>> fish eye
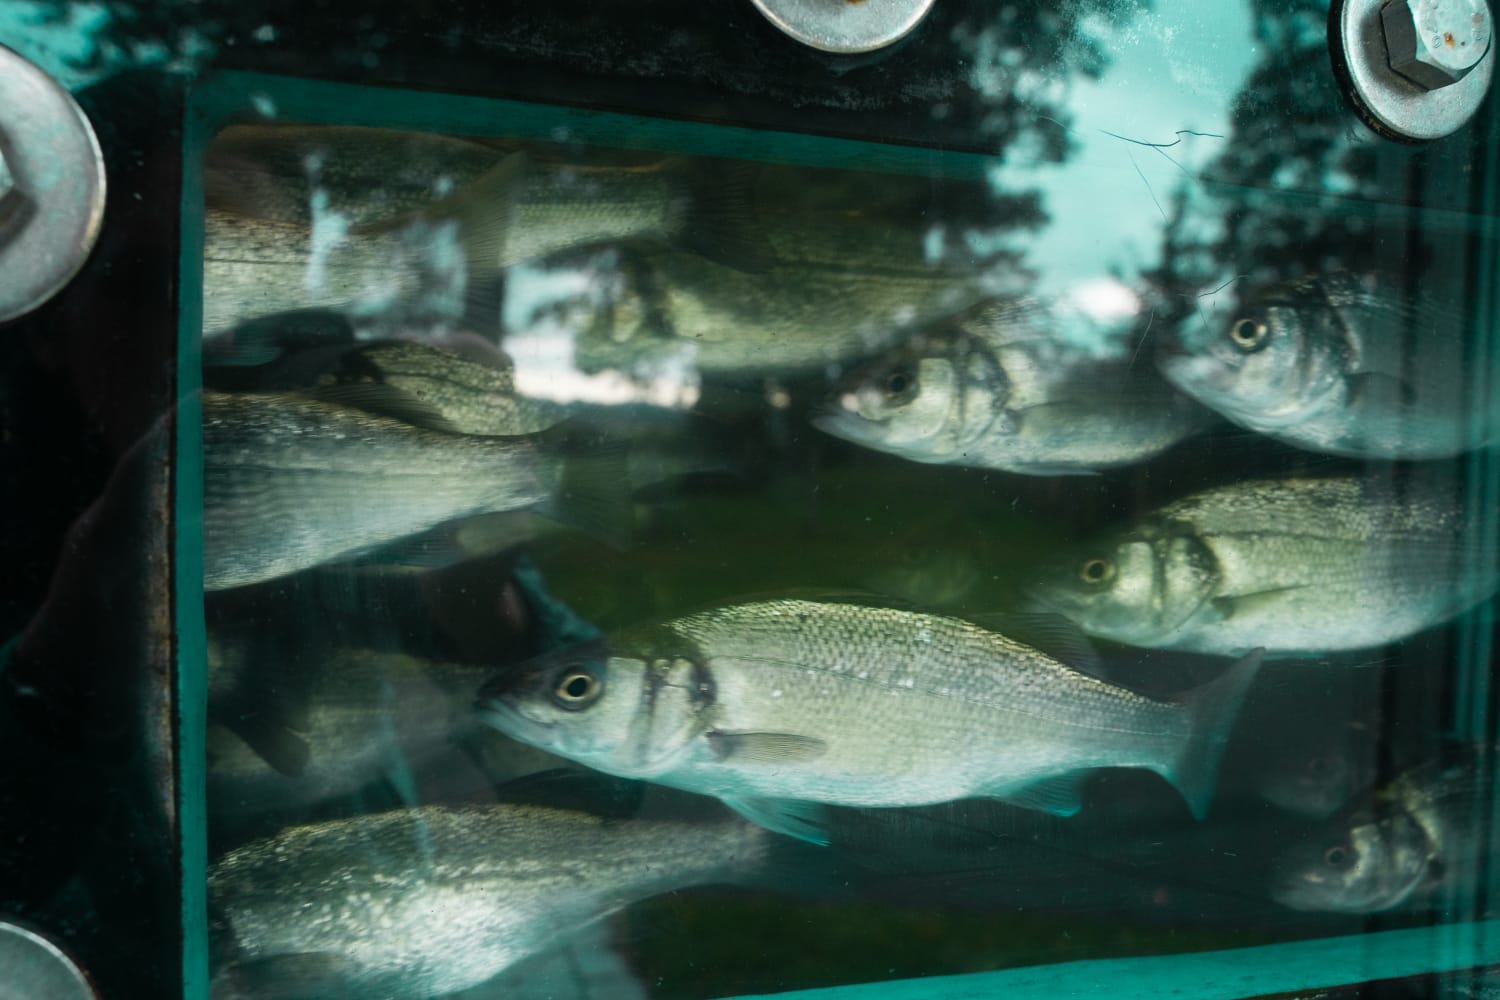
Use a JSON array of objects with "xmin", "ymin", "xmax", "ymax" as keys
[
  {"xmin": 1324, "ymin": 844, "xmax": 1351, "ymax": 867},
  {"xmin": 881, "ymin": 366, "xmax": 918, "ymax": 403},
  {"xmin": 1228, "ymin": 318, "xmax": 1268, "ymax": 352},
  {"xmin": 550, "ymin": 665, "xmax": 604, "ymax": 709},
  {"xmin": 1079, "ymin": 558, "xmax": 1115, "ymax": 586}
]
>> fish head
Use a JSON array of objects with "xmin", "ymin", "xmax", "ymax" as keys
[
  {"xmin": 1028, "ymin": 523, "xmax": 1219, "ymax": 647},
  {"xmin": 814, "ymin": 330, "xmax": 1009, "ymax": 462},
  {"xmin": 1159, "ymin": 286, "xmax": 1347, "ymax": 429},
  {"xmin": 1256, "ymin": 731, "xmax": 1375, "ymax": 819},
  {"xmin": 477, "ymin": 636, "xmax": 712, "ymax": 778},
  {"xmin": 1270, "ymin": 807, "xmax": 1433, "ymax": 913}
]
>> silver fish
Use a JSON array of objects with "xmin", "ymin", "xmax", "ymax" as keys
[
  {"xmin": 1028, "ymin": 475, "xmax": 1499, "ymax": 656},
  {"xmin": 517, "ymin": 167, "xmax": 1018, "ymax": 377},
  {"xmin": 204, "ymin": 135, "xmax": 766, "ymax": 336},
  {"xmin": 1255, "ymin": 719, "xmax": 1379, "ymax": 819},
  {"xmin": 815, "ymin": 299, "xmax": 1212, "ymax": 474},
  {"xmin": 1158, "ymin": 272, "xmax": 1498, "ymax": 459},
  {"xmin": 479, "ymin": 599, "xmax": 1262, "ymax": 841},
  {"xmin": 206, "ymin": 633, "xmax": 562, "ymax": 823},
  {"xmin": 211, "ymin": 337, "xmax": 576, "ymax": 438},
  {"xmin": 208, "ymin": 805, "xmax": 765, "ymax": 998},
  {"xmin": 205, "ymin": 125, "xmax": 511, "ymax": 228},
  {"xmin": 201, "ymin": 390, "xmax": 626, "ymax": 590},
  {"xmin": 1271, "ymin": 748, "xmax": 1490, "ymax": 913}
]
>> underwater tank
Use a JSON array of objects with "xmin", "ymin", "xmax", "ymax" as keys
[{"xmin": 0, "ymin": 0, "xmax": 1499, "ymax": 996}]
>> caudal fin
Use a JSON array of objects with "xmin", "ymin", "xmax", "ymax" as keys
[{"xmin": 1171, "ymin": 647, "xmax": 1264, "ymax": 820}]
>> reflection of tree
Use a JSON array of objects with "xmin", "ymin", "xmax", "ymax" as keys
[
  {"xmin": 951, "ymin": 0, "xmax": 1153, "ymax": 165},
  {"xmin": 1142, "ymin": 0, "xmax": 1385, "ymax": 323}
]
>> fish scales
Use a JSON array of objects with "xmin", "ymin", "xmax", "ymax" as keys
[
  {"xmin": 1030, "ymin": 476, "xmax": 1494, "ymax": 655},
  {"xmin": 661, "ymin": 603, "xmax": 1190, "ymax": 806},
  {"xmin": 481, "ymin": 598, "xmax": 1261, "ymax": 832},
  {"xmin": 210, "ymin": 805, "xmax": 763, "ymax": 998},
  {"xmin": 1272, "ymin": 748, "xmax": 1495, "ymax": 913},
  {"xmin": 816, "ymin": 298, "xmax": 1209, "ymax": 474},
  {"xmin": 202, "ymin": 391, "xmax": 555, "ymax": 590},
  {"xmin": 1160, "ymin": 271, "xmax": 1496, "ymax": 459}
]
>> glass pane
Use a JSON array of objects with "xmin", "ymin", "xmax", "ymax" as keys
[
  {"xmin": 189, "ymin": 61, "xmax": 1500, "ymax": 995},
  {"xmin": 4, "ymin": 1, "xmax": 1498, "ymax": 997}
]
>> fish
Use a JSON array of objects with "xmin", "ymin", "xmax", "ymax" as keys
[
  {"xmin": 1271, "ymin": 747, "xmax": 1491, "ymax": 913},
  {"xmin": 201, "ymin": 389, "xmax": 628, "ymax": 590},
  {"xmin": 204, "ymin": 125, "xmax": 512, "ymax": 229},
  {"xmin": 512, "ymin": 173, "xmax": 1020, "ymax": 377},
  {"xmin": 814, "ymin": 298, "xmax": 1213, "ymax": 474},
  {"xmin": 1028, "ymin": 475, "xmax": 1499, "ymax": 656},
  {"xmin": 208, "ymin": 804, "xmax": 766, "ymax": 998},
  {"xmin": 478, "ymin": 598, "xmax": 1263, "ymax": 843},
  {"xmin": 206, "ymin": 631, "xmax": 565, "ymax": 826},
  {"xmin": 203, "ymin": 127, "xmax": 772, "ymax": 336},
  {"xmin": 1158, "ymin": 272, "xmax": 1498, "ymax": 459},
  {"xmin": 1254, "ymin": 719, "xmax": 1379, "ymax": 819},
  {"xmin": 208, "ymin": 334, "xmax": 575, "ymax": 438}
]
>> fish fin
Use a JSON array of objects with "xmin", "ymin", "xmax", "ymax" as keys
[
  {"xmin": 492, "ymin": 767, "xmax": 647, "ymax": 819},
  {"xmin": 202, "ymin": 308, "xmax": 359, "ymax": 368},
  {"xmin": 218, "ymin": 713, "xmax": 311, "ymax": 778},
  {"xmin": 441, "ymin": 152, "xmax": 530, "ymax": 274},
  {"xmin": 216, "ymin": 953, "xmax": 364, "ymax": 1000},
  {"xmin": 1209, "ymin": 586, "xmax": 1307, "ymax": 621},
  {"xmin": 491, "ymin": 920, "xmax": 650, "ymax": 1000},
  {"xmin": 961, "ymin": 612, "xmax": 1104, "ymax": 678},
  {"xmin": 1347, "ymin": 371, "xmax": 1419, "ymax": 410},
  {"xmin": 539, "ymin": 438, "xmax": 634, "ymax": 550},
  {"xmin": 706, "ymin": 730, "xmax": 830, "ymax": 765},
  {"xmin": 722, "ymin": 796, "xmax": 832, "ymax": 846},
  {"xmin": 301, "ymin": 382, "xmax": 462, "ymax": 435},
  {"xmin": 1170, "ymin": 647, "xmax": 1265, "ymax": 820},
  {"xmin": 989, "ymin": 772, "xmax": 1090, "ymax": 817},
  {"xmin": 679, "ymin": 160, "xmax": 776, "ymax": 273}
]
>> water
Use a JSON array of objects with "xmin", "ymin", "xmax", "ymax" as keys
[
  {"xmin": 187, "ymin": 93, "xmax": 1500, "ymax": 997},
  {"xmin": 1, "ymin": 0, "xmax": 1496, "ymax": 996}
]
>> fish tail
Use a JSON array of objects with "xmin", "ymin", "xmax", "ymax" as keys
[
  {"xmin": 356, "ymin": 151, "xmax": 528, "ymax": 271},
  {"xmin": 446, "ymin": 152, "xmax": 529, "ymax": 274},
  {"xmin": 1170, "ymin": 647, "xmax": 1264, "ymax": 820},
  {"xmin": 678, "ymin": 160, "xmax": 777, "ymax": 273}
]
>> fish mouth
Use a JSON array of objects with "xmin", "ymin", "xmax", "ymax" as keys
[
  {"xmin": 475, "ymin": 696, "xmax": 557, "ymax": 747},
  {"xmin": 811, "ymin": 402, "xmax": 887, "ymax": 447}
]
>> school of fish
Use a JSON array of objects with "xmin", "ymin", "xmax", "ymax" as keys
[{"xmin": 194, "ymin": 123, "xmax": 1500, "ymax": 998}]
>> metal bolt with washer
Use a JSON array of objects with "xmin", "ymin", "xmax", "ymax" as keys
[
  {"xmin": 1382, "ymin": 0, "xmax": 1493, "ymax": 89},
  {"xmin": 0, "ymin": 45, "xmax": 107, "ymax": 325}
]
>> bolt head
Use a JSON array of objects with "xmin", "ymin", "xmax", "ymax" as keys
[{"xmin": 1382, "ymin": 0, "xmax": 1493, "ymax": 90}]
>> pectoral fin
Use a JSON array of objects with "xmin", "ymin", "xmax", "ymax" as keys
[
  {"xmin": 1210, "ymin": 586, "xmax": 1306, "ymax": 620},
  {"xmin": 220, "ymin": 713, "xmax": 311, "ymax": 778},
  {"xmin": 706, "ymin": 731, "xmax": 829, "ymax": 765}
]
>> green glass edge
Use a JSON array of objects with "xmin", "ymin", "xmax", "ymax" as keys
[
  {"xmin": 192, "ymin": 69, "xmax": 1000, "ymax": 178},
  {"xmin": 177, "ymin": 72, "xmax": 212, "ymax": 1000},
  {"xmin": 724, "ymin": 919, "xmax": 1500, "ymax": 1000}
]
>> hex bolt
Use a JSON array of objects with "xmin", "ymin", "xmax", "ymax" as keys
[{"xmin": 1382, "ymin": 0, "xmax": 1493, "ymax": 90}]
